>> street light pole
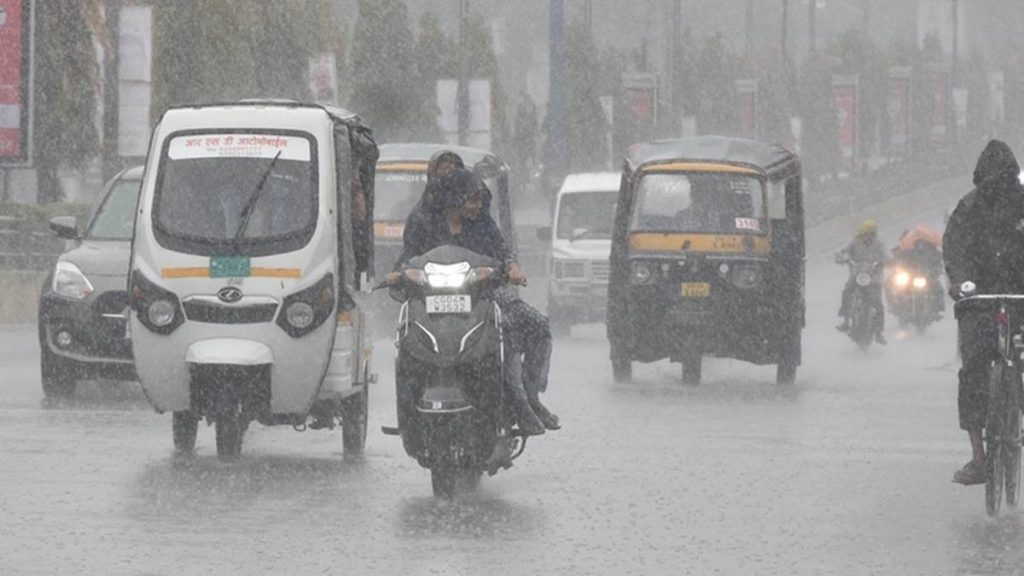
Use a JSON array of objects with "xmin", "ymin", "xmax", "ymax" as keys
[
  {"xmin": 102, "ymin": 0, "xmax": 121, "ymax": 184},
  {"xmin": 545, "ymin": 0, "xmax": 567, "ymax": 194},
  {"xmin": 457, "ymin": 0, "xmax": 470, "ymax": 146}
]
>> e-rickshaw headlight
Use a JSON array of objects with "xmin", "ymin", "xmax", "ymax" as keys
[
  {"xmin": 147, "ymin": 300, "xmax": 177, "ymax": 327},
  {"xmin": 730, "ymin": 264, "xmax": 762, "ymax": 290},
  {"xmin": 285, "ymin": 302, "xmax": 315, "ymax": 329},
  {"xmin": 631, "ymin": 261, "xmax": 655, "ymax": 285}
]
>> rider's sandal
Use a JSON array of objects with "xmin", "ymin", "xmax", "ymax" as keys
[{"xmin": 952, "ymin": 461, "xmax": 986, "ymax": 485}]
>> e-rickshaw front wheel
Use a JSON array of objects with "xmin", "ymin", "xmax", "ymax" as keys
[{"xmin": 340, "ymin": 385, "xmax": 368, "ymax": 457}]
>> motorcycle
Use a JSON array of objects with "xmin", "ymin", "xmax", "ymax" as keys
[
  {"xmin": 886, "ymin": 265, "xmax": 941, "ymax": 332},
  {"xmin": 382, "ymin": 244, "xmax": 531, "ymax": 497},
  {"xmin": 838, "ymin": 258, "xmax": 883, "ymax": 349}
]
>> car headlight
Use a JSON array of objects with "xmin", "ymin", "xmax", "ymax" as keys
[
  {"xmin": 285, "ymin": 302, "xmax": 315, "ymax": 329},
  {"xmin": 730, "ymin": 264, "xmax": 762, "ymax": 290},
  {"xmin": 52, "ymin": 261, "xmax": 94, "ymax": 300},
  {"xmin": 555, "ymin": 259, "xmax": 586, "ymax": 280},
  {"xmin": 893, "ymin": 271, "xmax": 910, "ymax": 288},
  {"xmin": 146, "ymin": 299, "xmax": 176, "ymax": 327}
]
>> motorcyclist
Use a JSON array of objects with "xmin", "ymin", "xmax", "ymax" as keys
[
  {"xmin": 835, "ymin": 219, "xmax": 888, "ymax": 344},
  {"xmin": 387, "ymin": 168, "xmax": 560, "ymax": 435},
  {"xmin": 890, "ymin": 225, "xmax": 945, "ymax": 319},
  {"xmin": 944, "ymin": 139, "xmax": 1024, "ymax": 485}
]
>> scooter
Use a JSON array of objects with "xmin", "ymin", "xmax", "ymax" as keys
[
  {"xmin": 382, "ymin": 244, "xmax": 530, "ymax": 498},
  {"xmin": 839, "ymin": 259, "xmax": 883, "ymax": 349}
]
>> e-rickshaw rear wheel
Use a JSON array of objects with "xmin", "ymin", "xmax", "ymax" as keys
[
  {"xmin": 681, "ymin": 352, "xmax": 702, "ymax": 386},
  {"xmin": 341, "ymin": 384, "xmax": 368, "ymax": 457},
  {"xmin": 172, "ymin": 411, "xmax": 199, "ymax": 453}
]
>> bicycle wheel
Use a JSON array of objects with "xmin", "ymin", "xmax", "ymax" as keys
[
  {"xmin": 1004, "ymin": 407, "xmax": 1022, "ymax": 507},
  {"xmin": 986, "ymin": 364, "xmax": 1008, "ymax": 516}
]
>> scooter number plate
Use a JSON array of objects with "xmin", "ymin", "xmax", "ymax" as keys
[{"xmin": 425, "ymin": 295, "xmax": 472, "ymax": 314}]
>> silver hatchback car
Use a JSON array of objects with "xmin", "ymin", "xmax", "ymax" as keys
[{"xmin": 37, "ymin": 166, "xmax": 142, "ymax": 398}]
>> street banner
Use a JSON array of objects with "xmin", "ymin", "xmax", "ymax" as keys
[
  {"xmin": 308, "ymin": 53, "xmax": 338, "ymax": 105},
  {"xmin": 928, "ymin": 65, "xmax": 950, "ymax": 146},
  {"xmin": 887, "ymin": 67, "xmax": 911, "ymax": 158},
  {"xmin": 736, "ymin": 79, "xmax": 758, "ymax": 138},
  {"xmin": 623, "ymin": 73, "xmax": 658, "ymax": 140},
  {"xmin": 0, "ymin": 0, "xmax": 32, "ymax": 164},
  {"xmin": 833, "ymin": 75, "xmax": 858, "ymax": 170},
  {"xmin": 118, "ymin": 5, "xmax": 152, "ymax": 158}
]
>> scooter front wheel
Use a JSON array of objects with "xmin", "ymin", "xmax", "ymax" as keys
[
  {"xmin": 430, "ymin": 466, "xmax": 481, "ymax": 498},
  {"xmin": 215, "ymin": 408, "xmax": 246, "ymax": 462}
]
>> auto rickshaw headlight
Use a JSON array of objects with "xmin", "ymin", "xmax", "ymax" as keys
[
  {"xmin": 912, "ymin": 276, "xmax": 928, "ymax": 289},
  {"xmin": 893, "ymin": 271, "xmax": 910, "ymax": 288},
  {"xmin": 730, "ymin": 264, "xmax": 761, "ymax": 290},
  {"xmin": 147, "ymin": 300, "xmax": 177, "ymax": 327},
  {"xmin": 631, "ymin": 261, "xmax": 655, "ymax": 284},
  {"xmin": 285, "ymin": 302, "xmax": 315, "ymax": 329}
]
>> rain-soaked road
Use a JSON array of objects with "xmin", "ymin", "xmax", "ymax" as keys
[{"xmin": 2, "ymin": 202, "xmax": 1023, "ymax": 575}]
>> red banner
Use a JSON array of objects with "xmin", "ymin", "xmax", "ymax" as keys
[
  {"xmin": 0, "ymin": 0, "xmax": 26, "ymax": 161},
  {"xmin": 887, "ymin": 70, "xmax": 911, "ymax": 157},
  {"xmin": 833, "ymin": 77, "xmax": 858, "ymax": 170},
  {"xmin": 930, "ymin": 68, "xmax": 950, "ymax": 146},
  {"xmin": 736, "ymin": 79, "xmax": 758, "ymax": 138}
]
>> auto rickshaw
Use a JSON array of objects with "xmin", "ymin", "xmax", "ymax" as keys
[
  {"xmin": 373, "ymin": 143, "xmax": 514, "ymax": 277},
  {"xmin": 607, "ymin": 136, "xmax": 805, "ymax": 385},
  {"xmin": 129, "ymin": 101, "xmax": 379, "ymax": 460}
]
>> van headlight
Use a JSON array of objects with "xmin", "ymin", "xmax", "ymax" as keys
[{"xmin": 52, "ymin": 261, "xmax": 94, "ymax": 300}]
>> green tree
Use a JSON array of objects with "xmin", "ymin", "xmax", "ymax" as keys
[
  {"xmin": 350, "ymin": 0, "xmax": 421, "ymax": 142},
  {"xmin": 509, "ymin": 92, "xmax": 539, "ymax": 194},
  {"xmin": 35, "ymin": 2, "xmax": 104, "ymax": 202},
  {"xmin": 692, "ymin": 34, "xmax": 739, "ymax": 135},
  {"xmin": 798, "ymin": 53, "xmax": 840, "ymax": 181},
  {"xmin": 564, "ymin": 20, "xmax": 606, "ymax": 171}
]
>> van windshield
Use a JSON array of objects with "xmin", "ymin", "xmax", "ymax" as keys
[
  {"xmin": 631, "ymin": 172, "xmax": 765, "ymax": 234},
  {"xmin": 557, "ymin": 191, "xmax": 617, "ymax": 240},
  {"xmin": 153, "ymin": 133, "xmax": 317, "ymax": 256}
]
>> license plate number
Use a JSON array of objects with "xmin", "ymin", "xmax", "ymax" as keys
[
  {"xmin": 425, "ymin": 295, "xmax": 472, "ymax": 314},
  {"xmin": 680, "ymin": 282, "xmax": 710, "ymax": 298}
]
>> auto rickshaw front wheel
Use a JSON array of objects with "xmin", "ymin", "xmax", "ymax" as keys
[
  {"xmin": 612, "ymin": 356, "xmax": 632, "ymax": 383},
  {"xmin": 172, "ymin": 411, "xmax": 199, "ymax": 453},
  {"xmin": 681, "ymin": 353, "xmax": 702, "ymax": 386}
]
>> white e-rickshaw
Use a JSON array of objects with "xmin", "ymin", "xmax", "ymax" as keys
[{"xmin": 129, "ymin": 101, "xmax": 378, "ymax": 460}]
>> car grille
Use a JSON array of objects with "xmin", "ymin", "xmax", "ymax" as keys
[
  {"xmin": 183, "ymin": 300, "xmax": 279, "ymax": 324},
  {"xmin": 591, "ymin": 261, "xmax": 610, "ymax": 282}
]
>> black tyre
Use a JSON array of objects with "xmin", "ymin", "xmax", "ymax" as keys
[
  {"xmin": 341, "ymin": 385, "xmax": 368, "ymax": 457},
  {"xmin": 172, "ymin": 411, "xmax": 199, "ymax": 453},
  {"xmin": 1005, "ymin": 408, "xmax": 1022, "ymax": 507},
  {"xmin": 430, "ymin": 466, "xmax": 480, "ymax": 498},
  {"xmin": 612, "ymin": 355, "xmax": 632, "ymax": 383},
  {"xmin": 40, "ymin": 347, "xmax": 77, "ymax": 399},
  {"xmin": 681, "ymin": 356, "xmax": 702, "ymax": 386},
  {"xmin": 776, "ymin": 329, "xmax": 801, "ymax": 385},
  {"xmin": 215, "ymin": 408, "xmax": 246, "ymax": 462},
  {"xmin": 986, "ymin": 430, "xmax": 1004, "ymax": 517}
]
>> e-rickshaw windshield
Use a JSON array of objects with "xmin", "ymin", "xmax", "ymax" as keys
[
  {"xmin": 153, "ymin": 132, "xmax": 318, "ymax": 255},
  {"xmin": 631, "ymin": 172, "xmax": 766, "ymax": 235}
]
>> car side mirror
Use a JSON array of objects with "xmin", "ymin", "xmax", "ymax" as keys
[
  {"xmin": 49, "ymin": 216, "xmax": 78, "ymax": 240},
  {"xmin": 536, "ymin": 226, "xmax": 552, "ymax": 242}
]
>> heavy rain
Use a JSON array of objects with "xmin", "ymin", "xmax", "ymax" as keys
[{"xmin": 4, "ymin": 1, "xmax": 1024, "ymax": 574}]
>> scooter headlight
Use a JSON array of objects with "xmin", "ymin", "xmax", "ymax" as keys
[
  {"xmin": 285, "ymin": 302, "xmax": 315, "ymax": 329},
  {"xmin": 912, "ymin": 276, "xmax": 928, "ymax": 289},
  {"xmin": 893, "ymin": 271, "xmax": 910, "ymax": 288},
  {"xmin": 424, "ymin": 261, "xmax": 471, "ymax": 288},
  {"xmin": 146, "ymin": 299, "xmax": 176, "ymax": 328}
]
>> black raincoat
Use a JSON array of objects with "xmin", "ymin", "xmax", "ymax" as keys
[{"xmin": 944, "ymin": 140, "xmax": 1024, "ymax": 430}]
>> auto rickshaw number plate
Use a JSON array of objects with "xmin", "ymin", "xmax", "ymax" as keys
[
  {"xmin": 426, "ymin": 294, "xmax": 472, "ymax": 314},
  {"xmin": 680, "ymin": 282, "xmax": 711, "ymax": 298}
]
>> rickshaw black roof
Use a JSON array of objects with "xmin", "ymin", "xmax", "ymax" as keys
[
  {"xmin": 378, "ymin": 143, "xmax": 508, "ymax": 172},
  {"xmin": 627, "ymin": 136, "xmax": 797, "ymax": 174}
]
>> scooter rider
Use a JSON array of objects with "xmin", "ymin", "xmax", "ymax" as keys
[
  {"xmin": 836, "ymin": 219, "xmax": 888, "ymax": 344},
  {"xmin": 944, "ymin": 140, "xmax": 1024, "ymax": 485},
  {"xmin": 387, "ymin": 168, "xmax": 560, "ymax": 434}
]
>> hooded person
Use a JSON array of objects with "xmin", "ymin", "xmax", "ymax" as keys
[
  {"xmin": 421, "ymin": 150, "xmax": 465, "ymax": 210},
  {"xmin": 944, "ymin": 140, "xmax": 1024, "ymax": 485}
]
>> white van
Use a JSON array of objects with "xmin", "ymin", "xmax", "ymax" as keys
[{"xmin": 542, "ymin": 172, "xmax": 621, "ymax": 332}]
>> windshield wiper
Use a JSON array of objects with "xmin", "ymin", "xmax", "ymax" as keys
[{"xmin": 233, "ymin": 151, "xmax": 283, "ymax": 240}]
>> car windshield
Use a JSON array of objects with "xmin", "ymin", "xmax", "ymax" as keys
[
  {"xmin": 87, "ymin": 177, "xmax": 141, "ymax": 240},
  {"xmin": 631, "ymin": 172, "xmax": 765, "ymax": 234},
  {"xmin": 375, "ymin": 170, "xmax": 427, "ymax": 221},
  {"xmin": 556, "ymin": 191, "xmax": 617, "ymax": 240},
  {"xmin": 153, "ymin": 133, "xmax": 317, "ymax": 252}
]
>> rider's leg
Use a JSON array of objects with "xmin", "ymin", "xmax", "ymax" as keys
[
  {"xmin": 837, "ymin": 278, "xmax": 854, "ymax": 330},
  {"xmin": 503, "ymin": 296, "xmax": 559, "ymax": 430},
  {"xmin": 503, "ymin": 348, "xmax": 545, "ymax": 436},
  {"xmin": 954, "ymin": 313, "xmax": 997, "ymax": 482},
  {"xmin": 872, "ymin": 285, "xmax": 886, "ymax": 342}
]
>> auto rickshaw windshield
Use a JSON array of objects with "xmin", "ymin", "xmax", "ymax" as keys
[
  {"xmin": 375, "ymin": 170, "xmax": 427, "ymax": 220},
  {"xmin": 154, "ymin": 132, "xmax": 317, "ymax": 251},
  {"xmin": 631, "ymin": 172, "xmax": 766, "ymax": 234}
]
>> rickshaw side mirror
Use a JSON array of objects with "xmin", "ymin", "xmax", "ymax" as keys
[{"xmin": 536, "ymin": 227, "xmax": 552, "ymax": 242}]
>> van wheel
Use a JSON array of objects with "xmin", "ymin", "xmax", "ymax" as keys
[
  {"xmin": 341, "ymin": 385, "xmax": 368, "ymax": 457},
  {"xmin": 681, "ymin": 353, "xmax": 702, "ymax": 386},
  {"xmin": 612, "ymin": 355, "xmax": 632, "ymax": 383},
  {"xmin": 215, "ymin": 408, "xmax": 246, "ymax": 462},
  {"xmin": 172, "ymin": 411, "xmax": 199, "ymax": 453},
  {"xmin": 40, "ymin": 347, "xmax": 77, "ymax": 399}
]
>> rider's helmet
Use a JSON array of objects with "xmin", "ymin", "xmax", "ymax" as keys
[{"xmin": 857, "ymin": 219, "xmax": 878, "ymax": 237}]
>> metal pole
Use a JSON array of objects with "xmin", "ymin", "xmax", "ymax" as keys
[
  {"xmin": 546, "ymin": 0, "xmax": 567, "ymax": 192},
  {"xmin": 457, "ymin": 0, "xmax": 470, "ymax": 146},
  {"xmin": 102, "ymin": 0, "xmax": 121, "ymax": 184}
]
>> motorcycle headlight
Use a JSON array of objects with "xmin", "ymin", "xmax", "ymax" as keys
[
  {"xmin": 912, "ymin": 276, "xmax": 928, "ymax": 289},
  {"xmin": 146, "ymin": 299, "xmax": 176, "ymax": 327},
  {"xmin": 893, "ymin": 271, "xmax": 910, "ymax": 288},
  {"xmin": 285, "ymin": 302, "xmax": 315, "ymax": 329},
  {"xmin": 730, "ymin": 264, "xmax": 762, "ymax": 290},
  {"xmin": 425, "ymin": 261, "xmax": 471, "ymax": 288},
  {"xmin": 631, "ymin": 261, "xmax": 654, "ymax": 285},
  {"xmin": 52, "ymin": 261, "xmax": 94, "ymax": 300}
]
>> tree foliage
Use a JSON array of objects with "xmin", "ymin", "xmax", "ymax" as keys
[{"xmin": 564, "ymin": 20, "xmax": 606, "ymax": 172}]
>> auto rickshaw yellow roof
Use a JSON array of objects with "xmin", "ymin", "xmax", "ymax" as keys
[{"xmin": 627, "ymin": 136, "xmax": 797, "ymax": 176}]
